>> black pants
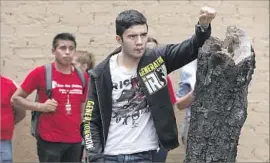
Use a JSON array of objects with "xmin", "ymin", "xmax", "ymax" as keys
[{"xmin": 36, "ymin": 136, "xmax": 81, "ymax": 162}]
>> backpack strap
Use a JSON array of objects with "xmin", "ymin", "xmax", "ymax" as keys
[
  {"xmin": 31, "ymin": 63, "xmax": 53, "ymax": 138},
  {"xmin": 44, "ymin": 63, "xmax": 53, "ymax": 99},
  {"xmin": 74, "ymin": 66, "xmax": 86, "ymax": 90}
]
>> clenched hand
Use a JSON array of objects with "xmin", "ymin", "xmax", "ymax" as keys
[
  {"xmin": 40, "ymin": 99, "xmax": 58, "ymax": 112},
  {"xmin": 199, "ymin": 6, "xmax": 216, "ymax": 26}
]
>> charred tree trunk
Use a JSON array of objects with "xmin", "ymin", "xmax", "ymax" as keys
[{"xmin": 184, "ymin": 26, "xmax": 256, "ymax": 163}]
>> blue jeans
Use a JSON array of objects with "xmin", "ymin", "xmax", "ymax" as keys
[
  {"xmin": 181, "ymin": 117, "xmax": 190, "ymax": 151},
  {"xmin": 104, "ymin": 151, "xmax": 153, "ymax": 163},
  {"xmin": 0, "ymin": 140, "xmax": 13, "ymax": 162},
  {"xmin": 152, "ymin": 147, "xmax": 168, "ymax": 162}
]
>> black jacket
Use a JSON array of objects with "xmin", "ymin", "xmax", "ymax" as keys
[{"xmin": 81, "ymin": 24, "xmax": 211, "ymax": 162}]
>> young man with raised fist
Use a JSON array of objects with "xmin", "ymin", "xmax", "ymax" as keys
[{"xmin": 82, "ymin": 6, "xmax": 216, "ymax": 163}]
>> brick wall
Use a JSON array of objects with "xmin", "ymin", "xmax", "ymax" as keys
[{"xmin": 1, "ymin": 1, "xmax": 269, "ymax": 162}]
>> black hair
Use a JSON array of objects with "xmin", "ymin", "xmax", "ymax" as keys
[
  {"xmin": 52, "ymin": 33, "xmax": 76, "ymax": 49},
  {"xmin": 115, "ymin": 9, "xmax": 148, "ymax": 38}
]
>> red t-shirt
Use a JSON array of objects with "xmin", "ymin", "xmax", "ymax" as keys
[
  {"xmin": 1, "ymin": 75, "xmax": 17, "ymax": 140},
  {"xmin": 21, "ymin": 63, "xmax": 88, "ymax": 143},
  {"xmin": 167, "ymin": 76, "xmax": 177, "ymax": 104}
]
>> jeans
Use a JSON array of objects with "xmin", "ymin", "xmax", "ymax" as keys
[
  {"xmin": 36, "ymin": 136, "xmax": 81, "ymax": 162},
  {"xmin": 152, "ymin": 147, "xmax": 168, "ymax": 162},
  {"xmin": 0, "ymin": 140, "xmax": 13, "ymax": 162},
  {"xmin": 181, "ymin": 117, "xmax": 190, "ymax": 151},
  {"xmin": 104, "ymin": 150, "xmax": 153, "ymax": 163}
]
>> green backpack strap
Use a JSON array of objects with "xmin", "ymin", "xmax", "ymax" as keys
[{"xmin": 31, "ymin": 63, "xmax": 53, "ymax": 138}]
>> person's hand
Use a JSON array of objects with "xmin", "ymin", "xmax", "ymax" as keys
[
  {"xmin": 199, "ymin": 6, "xmax": 216, "ymax": 26},
  {"xmin": 39, "ymin": 99, "xmax": 58, "ymax": 112}
]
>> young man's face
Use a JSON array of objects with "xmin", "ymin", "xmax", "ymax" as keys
[
  {"xmin": 118, "ymin": 24, "xmax": 148, "ymax": 59},
  {"xmin": 52, "ymin": 40, "xmax": 76, "ymax": 66}
]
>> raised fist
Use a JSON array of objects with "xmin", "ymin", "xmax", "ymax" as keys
[{"xmin": 199, "ymin": 6, "xmax": 216, "ymax": 26}]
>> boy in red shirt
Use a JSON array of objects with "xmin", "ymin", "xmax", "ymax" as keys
[
  {"xmin": 11, "ymin": 33, "xmax": 88, "ymax": 162},
  {"xmin": 1, "ymin": 75, "xmax": 25, "ymax": 162}
]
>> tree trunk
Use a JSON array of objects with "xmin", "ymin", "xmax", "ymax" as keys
[{"xmin": 184, "ymin": 26, "xmax": 256, "ymax": 163}]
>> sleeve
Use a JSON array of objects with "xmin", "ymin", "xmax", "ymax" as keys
[
  {"xmin": 10, "ymin": 80, "xmax": 18, "ymax": 94},
  {"xmin": 20, "ymin": 67, "xmax": 43, "ymax": 94},
  {"xmin": 154, "ymin": 23, "xmax": 211, "ymax": 74},
  {"xmin": 167, "ymin": 76, "xmax": 177, "ymax": 104},
  {"xmin": 177, "ymin": 70, "xmax": 192, "ymax": 98},
  {"xmin": 80, "ymin": 75, "xmax": 104, "ymax": 162}
]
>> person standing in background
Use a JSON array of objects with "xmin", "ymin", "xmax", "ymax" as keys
[
  {"xmin": 72, "ymin": 50, "xmax": 96, "ymax": 163},
  {"xmin": 11, "ymin": 33, "xmax": 89, "ymax": 162},
  {"xmin": 1, "ymin": 75, "xmax": 26, "ymax": 162},
  {"xmin": 73, "ymin": 50, "xmax": 96, "ymax": 75},
  {"xmin": 176, "ymin": 59, "xmax": 197, "ymax": 151}
]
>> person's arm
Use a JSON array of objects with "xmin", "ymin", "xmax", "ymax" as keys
[
  {"xmin": 11, "ymin": 88, "xmax": 46, "ymax": 112},
  {"xmin": 80, "ymin": 74, "xmax": 103, "ymax": 162},
  {"xmin": 14, "ymin": 106, "xmax": 26, "ymax": 124},
  {"xmin": 11, "ymin": 67, "xmax": 57, "ymax": 113},
  {"xmin": 175, "ymin": 68, "xmax": 195, "ymax": 110},
  {"xmin": 155, "ymin": 24, "xmax": 210, "ymax": 74},
  {"xmin": 154, "ymin": 7, "xmax": 215, "ymax": 74},
  {"xmin": 10, "ymin": 81, "xmax": 26, "ymax": 124},
  {"xmin": 176, "ymin": 90, "xmax": 194, "ymax": 110}
]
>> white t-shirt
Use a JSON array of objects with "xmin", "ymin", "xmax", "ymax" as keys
[{"xmin": 104, "ymin": 54, "xmax": 159, "ymax": 155}]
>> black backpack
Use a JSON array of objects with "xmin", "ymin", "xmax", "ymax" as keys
[{"xmin": 30, "ymin": 63, "xmax": 86, "ymax": 137}]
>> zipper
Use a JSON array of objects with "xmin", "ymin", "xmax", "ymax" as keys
[{"xmin": 94, "ymin": 77, "xmax": 106, "ymax": 147}]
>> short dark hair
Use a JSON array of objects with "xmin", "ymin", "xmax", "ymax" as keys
[
  {"xmin": 147, "ymin": 37, "xmax": 158, "ymax": 45},
  {"xmin": 52, "ymin": 33, "xmax": 77, "ymax": 49},
  {"xmin": 115, "ymin": 9, "xmax": 148, "ymax": 37}
]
